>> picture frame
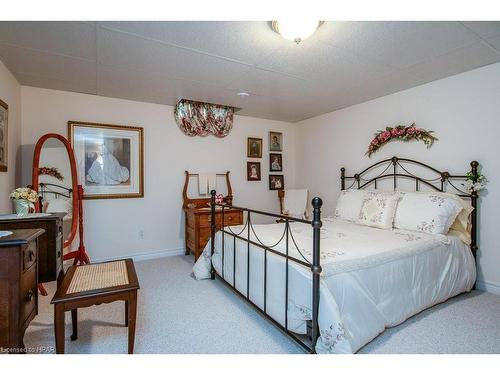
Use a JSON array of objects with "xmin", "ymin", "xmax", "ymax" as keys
[
  {"xmin": 269, "ymin": 153, "xmax": 283, "ymax": 172},
  {"xmin": 247, "ymin": 137, "xmax": 262, "ymax": 158},
  {"xmin": 68, "ymin": 121, "xmax": 144, "ymax": 199},
  {"xmin": 247, "ymin": 162, "xmax": 261, "ymax": 181},
  {"xmin": 269, "ymin": 174, "xmax": 284, "ymax": 190},
  {"xmin": 0, "ymin": 98, "xmax": 8, "ymax": 172},
  {"xmin": 269, "ymin": 131, "xmax": 283, "ymax": 152}
]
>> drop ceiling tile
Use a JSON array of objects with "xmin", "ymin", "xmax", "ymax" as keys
[
  {"xmin": 257, "ymin": 39, "xmax": 394, "ymax": 85},
  {"xmin": 318, "ymin": 21, "xmax": 480, "ymax": 69},
  {"xmin": 99, "ymin": 21, "xmax": 283, "ymax": 65},
  {"xmin": 0, "ymin": 44, "xmax": 96, "ymax": 87},
  {"xmin": 97, "ymin": 28, "xmax": 252, "ymax": 87},
  {"xmin": 405, "ymin": 42, "xmax": 500, "ymax": 82},
  {"xmin": 0, "ymin": 21, "xmax": 96, "ymax": 60},
  {"xmin": 97, "ymin": 65, "xmax": 244, "ymax": 108},
  {"xmin": 14, "ymin": 73, "xmax": 97, "ymax": 95},
  {"xmin": 485, "ymin": 35, "xmax": 500, "ymax": 52},
  {"xmin": 461, "ymin": 21, "xmax": 500, "ymax": 38}
]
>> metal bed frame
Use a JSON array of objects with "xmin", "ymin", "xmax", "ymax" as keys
[
  {"xmin": 208, "ymin": 156, "xmax": 480, "ymax": 353},
  {"xmin": 38, "ymin": 182, "xmax": 73, "ymax": 207}
]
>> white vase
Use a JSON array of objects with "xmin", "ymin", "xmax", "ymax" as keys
[{"xmin": 13, "ymin": 199, "xmax": 34, "ymax": 215}]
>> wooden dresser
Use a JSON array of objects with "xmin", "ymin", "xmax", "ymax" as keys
[
  {"xmin": 0, "ymin": 213, "xmax": 65, "ymax": 284},
  {"xmin": 184, "ymin": 207, "xmax": 243, "ymax": 260},
  {"xmin": 0, "ymin": 229, "xmax": 45, "ymax": 352}
]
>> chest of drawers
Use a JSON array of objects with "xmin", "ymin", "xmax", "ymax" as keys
[
  {"xmin": 0, "ymin": 229, "xmax": 45, "ymax": 352},
  {"xmin": 184, "ymin": 207, "xmax": 243, "ymax": 260}
]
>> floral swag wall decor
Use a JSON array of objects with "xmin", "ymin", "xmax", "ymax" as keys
[
  {"xmin": 38, "ymin": 166, "xmax": 64, "ymax": 181},
  {"xmin": 174, "ymin": 99, "xmax": 235, "ymax": 138},
  {"xmin": 366, "ymin": 123, "xmax": 438, "ymax": 157}
]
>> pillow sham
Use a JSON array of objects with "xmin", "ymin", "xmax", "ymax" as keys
[
  {"xmin": 45, "ymin": 198, "xmax": 72, "ymax": 215},
  {"xmin": 394, "ymin": 192, "xmax": 463, "ymax": 235},
  {"xmin": 356, "ymin": 192, "xmax": 401, "ymax": 229},
  {"xmin": 334, "ymin": 190, "xmax": 367, "ymax": 222}
]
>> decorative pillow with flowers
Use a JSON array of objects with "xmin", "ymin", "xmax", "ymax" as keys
[
  {"xmin": 394, "ymin": 192, "xmax": 463, "ymax": 235},
  {"xmin": 356, "ymin": 192, "xmax": 401, "ymax": 229},
  {"xmin": 333, "ymin": 190, "xmax": 367, "ymax": 222}
]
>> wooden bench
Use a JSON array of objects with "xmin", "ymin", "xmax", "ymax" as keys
[{"xmin": 51, "ymin": 259, "xmax": 140, "ymax": 354}]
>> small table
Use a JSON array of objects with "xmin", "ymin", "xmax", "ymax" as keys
[{"xmin": 51, "ymin": 259, "xmax": 140, "ymax": 354}]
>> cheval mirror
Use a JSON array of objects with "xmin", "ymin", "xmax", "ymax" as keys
[{"xmin": 32, "ymin": 134, "xmax": 89, "ymax": 270}]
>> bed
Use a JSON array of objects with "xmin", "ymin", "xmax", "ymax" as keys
[
  {"xmin": 193, "ymin": 157, "xmax": 481, "ymax": 353},
  {"xmin": 38, "ymin": 182, "xmax": 74, "ymax": 240}
]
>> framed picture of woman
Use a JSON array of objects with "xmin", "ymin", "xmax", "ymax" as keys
[
  {"xmin": 68, "ymin": 121, "xmax": 144, "ymax": 199},
  {"xmin": 269, "ymin": 153, "xmax": 283, "ymax": 172},
  {"xmin": 269, "ymin": 131, "xmax": 283, "ymax": 152},
  {"xmin": 269, "ymin": 175, "xmax": 284, "ymax": 190},
  {"xmin": 247, "ymin": 162, "xmax": 261, "ymax": 181},
  {"xmin": 247, "ymin": 137, "xmax": 262, "ymax": 158}
]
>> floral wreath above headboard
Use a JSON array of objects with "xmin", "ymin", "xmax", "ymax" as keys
[
  {"xmin": 174, "ymin": 99, "xmax": 234, "ymax": 138},
  {"xmin": 366, "ymin": 123, "xmax": 438, "ymax": 157}
]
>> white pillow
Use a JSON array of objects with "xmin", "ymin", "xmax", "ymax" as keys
[
  {"xmin": 394, "ymin": 192, "xmax": 462, "ymax": 235},
  {"xmin": 45, "ymin": 198, "xmax": 73, "ymax": 215},
  {"xmin": 356, "ymin": 192, "xmax": 401, "ymax": 229},
  {"xmin": 334, "ymin": 190, "xmax": 367, "ymax": 222}
]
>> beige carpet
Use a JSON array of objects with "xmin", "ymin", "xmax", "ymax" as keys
[{"xmin": 24, "ymin": 255, "xmax": 500, "ymax": 354}]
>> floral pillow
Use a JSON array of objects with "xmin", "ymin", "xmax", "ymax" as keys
[
  {"xmin": 356, "ymin": 192, "xmax": 401, "ymax": 229},
  {"xmin": 333, "ymin": 190, "xmax": 367, "ymax": 222},
  {"xmin": 394, "ymin": 192, "xmax": 463, "ymax": 235}
]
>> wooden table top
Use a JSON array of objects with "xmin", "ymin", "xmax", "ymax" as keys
[{"xmin": 0, "ymin": 228, "xmax": 46, "ymax": 247}]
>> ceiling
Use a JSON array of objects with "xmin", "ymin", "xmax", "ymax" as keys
[{"xmin": 1, "ymin": 21, "xmax": 500, "ymax": 122}]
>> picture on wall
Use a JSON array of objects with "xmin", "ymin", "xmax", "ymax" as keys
[
  {"xmin": 247, "ymin": 137, "xmax": 263, "ymax": 158},
  {"xmin": 269, "ymin": 153, "xmax": 283, "ymax": 172},
  {"xmin": 269, "ymin": 131, "xmax": 283, "ymax": 152},
  {"xmin": 247, "ymin": 162, "xmax": 261, "ymax": 181},
  {"xmin": 269, "ymin": 174, "xmax": 284, "ymax": 190},
  {"xmin": 0, "ymin": 99, "xmax": 8, "ymax": 172},
  {"xmin": 68, "ymin": 121, "xmax": 144, "ymax": 199}
]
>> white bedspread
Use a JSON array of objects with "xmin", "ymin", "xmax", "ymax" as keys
[{"xmin": 193, "ymin": 218, "xmax": 476, "ymax": 353}]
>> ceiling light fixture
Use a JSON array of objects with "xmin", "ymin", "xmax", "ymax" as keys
[{"xmin": 272, "ymin": 20, "xmax": 323, "ymax": 44}]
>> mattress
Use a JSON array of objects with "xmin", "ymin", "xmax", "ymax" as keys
[{"xmin": 193, "ymin": 218, "xmax": 476, "ymax": 353}]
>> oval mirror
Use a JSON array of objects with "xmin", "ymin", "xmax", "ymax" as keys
[{"xmin": 32, "ymin": 134, "xmax": 79, "ymax": 249}]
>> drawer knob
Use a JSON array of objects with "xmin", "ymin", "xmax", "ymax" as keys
[{"xmin": 27, "ymin": 289, "xmax": 35, "ymax": 301}]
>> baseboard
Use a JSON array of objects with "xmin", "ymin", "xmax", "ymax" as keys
[
  {"xmin": 476, "ymin": 280, "xmax": 500, "ymax": 296},
  {"xmin": 91, "ymin": 247, "xmax": 185, "ymax": 264}
]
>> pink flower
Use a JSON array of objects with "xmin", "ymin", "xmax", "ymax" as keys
[
  {"xmin": 371, "ymin": 138, "xmax": 379, "ymax": 146},
  {"xmin": 406, "ymin": 127, "xmax": 416, "ymax": 135},
  {"xmin": 391, "ymin": 128, "xmax": 399, "ymax": 136}
]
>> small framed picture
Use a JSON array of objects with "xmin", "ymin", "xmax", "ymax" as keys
[
  {"xmin": 247, "ymin": 137, "xmax": 262, "ymax": 158},
  {"xmin": 247, "ymin": 162, "xmax": 261, "ymax": 181},
  {"xmin": 269, "ymin": 153, "xmax": 283, "ymax": 172},
  {"xmin": 269, "ymin": 174, "xmax": 284, "ymax": 190},
  {"xmin": 269, "ymin": 131, "xmax": 283, "ymax": 152}
]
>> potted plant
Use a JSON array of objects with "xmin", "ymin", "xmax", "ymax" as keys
[{"xmin": 9, "ymin": 187, "xmax": 39, "ymax": 215}]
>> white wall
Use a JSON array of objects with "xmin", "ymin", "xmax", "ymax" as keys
[
  {"xmin": 295, "ymin": 62, "xmax": 500, "ymax": 291},
  {"xmin": 0, "ymin": 60, "xmax": 21, "ymax": 213},
  {"xmin": 20, "ymin": 87, "xmax": 296, "ymax": 261}
]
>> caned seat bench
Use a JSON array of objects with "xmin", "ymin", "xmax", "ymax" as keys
[{"xmin": 51, "ymin": 259, "xmax": 140, "ymax": 354}]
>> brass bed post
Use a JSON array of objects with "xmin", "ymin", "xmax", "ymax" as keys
[
  {"xmin": 210, "ymin": 190, "xmax": 216, "ymax": 280},
  {"xmin": 311, "ymin": 197, "xmax": 323, "ymax": 353}
]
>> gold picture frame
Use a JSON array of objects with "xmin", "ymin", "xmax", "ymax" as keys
[
  {"xmin": 247, "ymin": 137, "xmax": 263, "ymax": 158},
  {"xmin": 0, "ymin": 98, "xmax": 8, "ymax": 172},
  {"xmin": 68, "ymin": 121, "xmax": 144, "ymax": 199}
]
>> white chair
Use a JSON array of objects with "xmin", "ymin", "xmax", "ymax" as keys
[{"xmin": 278, "ymin": 189, "xmax": 309, "ymax": 220}]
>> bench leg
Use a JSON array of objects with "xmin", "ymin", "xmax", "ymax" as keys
[
  {"xmin": 54, "ymin": 304, "xmax": 65, "ymax": 354},
  {"xmin": 125, "ymin": 300, "xmax": 128, "ymax": 327},
  {"xmin": 70, "ymin": 309, "xmax": 78, "ymax": 341},
  {"xmin": 127, "ymin": 291, "xmax": 137, "ymax": 354}
]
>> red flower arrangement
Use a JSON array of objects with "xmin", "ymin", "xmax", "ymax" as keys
[
  {"xmin": 366, "ymin": 123, "xmax": 438, "ymax": 157},
  {"xmin": 38, "ymin": 166, "xmax": 64, "ymax": 181}
]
